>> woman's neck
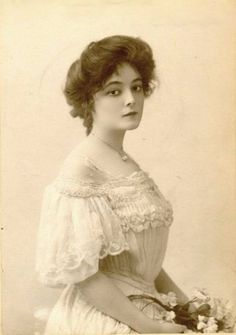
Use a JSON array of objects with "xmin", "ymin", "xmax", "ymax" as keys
[{"xmin": 89, "ymin": 126, "xmax": 126, "ymax": 151}]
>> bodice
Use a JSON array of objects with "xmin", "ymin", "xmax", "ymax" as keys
[{"xmin": 35, "ymin": 154, "xmax": 174, "ymax": 297}]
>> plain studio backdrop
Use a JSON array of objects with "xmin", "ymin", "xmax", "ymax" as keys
[{"xmin": 1, "ymin": 1, "xmax": 236, "ymax": 334}]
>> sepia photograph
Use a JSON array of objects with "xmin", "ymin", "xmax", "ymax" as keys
[{"xmin": 1, "ymin": 1, "xmax": 236, "ymax": 334}]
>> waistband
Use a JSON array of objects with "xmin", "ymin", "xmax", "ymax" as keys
[{"xmin": 102, "ymin": 271, "xmax": 156, "ymax": 296}]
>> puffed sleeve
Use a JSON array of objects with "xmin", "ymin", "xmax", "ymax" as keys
[{"xmin": 35, "ymin": 177, "xmax": 129, "ymax": 288}]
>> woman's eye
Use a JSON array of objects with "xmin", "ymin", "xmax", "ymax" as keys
[
  {"xmin": 107, "ymin": 89, "xmax": 120, "ymax": 96},
  {"xmin": 133, "ymin": 85, "xmax": 143, "ymax": 92},
  {"xmin": 106, "ymin": 85, "xmax": 143, "ymax": 96}
]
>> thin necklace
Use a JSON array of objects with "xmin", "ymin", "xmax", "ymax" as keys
[{"xmin": 91, "ymin": 132, "xmax": 128, "ymax": 161}]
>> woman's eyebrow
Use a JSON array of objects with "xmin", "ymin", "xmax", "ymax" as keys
[{"xmin": 103, "ymin": 77, "xmax": 142, "ymax": 89}]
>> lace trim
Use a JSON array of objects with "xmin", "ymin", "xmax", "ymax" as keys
[
  {"xmin": 107, "ymin": 184, "xmax": 163, "ymax": 204},
  {"xmin": 53, "ymin": 170, "xmax": 148, "ymax": 196},
  {"xmin": 119, "ymin": 207, "xmax": 173, "ymax": 232},
  {"xmin": 36, "ymin": 238, "xmax": 130, "ymax": 286},
  {"xmin": 50, "ymin": 171, "xmax": 174, "ymax": 233},
  {"xmin": 53, "ymin": 171, "xmax": 162, "ymax": 200},
  {"xmin": 41, "ymin": 241, "xmax": 129, "ymax": 271}
]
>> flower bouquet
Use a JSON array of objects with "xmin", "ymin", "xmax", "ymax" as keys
[{"xmin": 128, "ymin": 288, "xmax": 236, "ymax": 333}]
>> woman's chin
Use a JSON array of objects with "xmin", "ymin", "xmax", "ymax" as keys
[
  {"xmin": 126, "ymin": 123, "xmax": 140, "ymax": 130},
  {"xmin": 121, "ymin": 119, "xmax": 142, "ymax": 131}
]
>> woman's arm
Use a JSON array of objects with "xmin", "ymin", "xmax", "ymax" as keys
[
  {"xmin": 77, "ymin": 270, "xmax": 187, "ymax": 334},
  {"xmin": 155, "ymin": 268, "xmax": 189, "ymax": 303}
]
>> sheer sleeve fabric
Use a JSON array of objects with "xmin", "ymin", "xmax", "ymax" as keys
[{"xmin": 35, "ymin": 178, "xmax": 129, "ymax": 288}]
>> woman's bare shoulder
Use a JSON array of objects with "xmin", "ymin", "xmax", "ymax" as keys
[{"xmin": 58, "ymin": 141, "xmax": 107, "ymax": 183}]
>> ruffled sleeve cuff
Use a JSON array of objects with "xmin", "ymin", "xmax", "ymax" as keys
[{"xmin": 35, "ymin": 180, "xmax": 129, "ymax": 287}]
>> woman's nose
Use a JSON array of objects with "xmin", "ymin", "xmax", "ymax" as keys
[{"xmin": 124, "ymin": 89, "xmax": 135, "ymax": 107}]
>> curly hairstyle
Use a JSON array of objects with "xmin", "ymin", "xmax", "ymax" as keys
[{"xmin": 63, "ymin": 35, "xmax": 158, "ymax": 135}]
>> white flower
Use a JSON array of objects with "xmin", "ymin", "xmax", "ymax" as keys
[
  {"xmin": 167, "ymin": 291, "xmax": 178, "ymax": 307},
  {"xmin": 214, "ymin": 306, "xmax": 224, "ymax": 320},
  {"xmin": 165, "ymin": 311, "xmax": 176, "ymax": 321},
  {"xmin": 159, "ymin": 293, "xmax": 169, "ymax": 306},
  {"xmin": 207, "ymin": 316, "xmax": 217, "ymax": 326},
  {"xmin": 34, "ymin": 307, "xmax": 51, "ymax": 321},
  {"xmin": 198, "ymin": 317, "xmax": 218, "ymax": 333},
  {"xmin": 192, "ymin": 288, "xmax": 210, "ymax": 304},
  {"xmin": 197, "ymin": 315, "xmax": 208, "ymax": 330},
  {"xmin": 159, "ymin": 291, "xmax": 178, "ymax": 307},
  {"xmin": 198, "ymin": 315, "xmax": 207, "ymax": 322},
  {"xmin": 203, "ymin": 323, "xmax": 218, "ymax": 333},
  {"xmin": 210, "ymin": 298, "xmax": 227, "ymax": 320},
  {"xmin": 197, "ymin": 321, "xmax": 207, "ymax": 330},
  {"xmin": 210, "ymin": 296, "xmax": 236, "ymax": 331},
  {"xmin": 190, "ymin": 288, "xmax": 236, "ymax": 332}
]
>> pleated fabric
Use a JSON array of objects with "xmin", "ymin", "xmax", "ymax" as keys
[{"xmin": 35, "ymin": 154, "xmax": 174, "ymax": 334}]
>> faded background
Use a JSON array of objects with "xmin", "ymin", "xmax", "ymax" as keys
[{"xmin": 1, "ymin": 1, "xmax": 236, "ymax": 334}]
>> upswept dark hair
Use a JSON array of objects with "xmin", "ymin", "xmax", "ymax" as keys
[{"xmin": 63, "ymin": 35, "xmax": 158, "ymax": 135}]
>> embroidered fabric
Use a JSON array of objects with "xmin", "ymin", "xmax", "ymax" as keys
[
  {"xmin": 35, "ymin": 186, "xmax": 130, "ymax": 287},
  {"xmin": 53, "ymin": 167, "xmax": 174, "ymax": 232},
  {"xmin": 35, "ymin": 153, "xmax": 176, "ymax": 334},
  {"xmin": 35, "ymin": 155, "xmax": 173, "ymax": 287}
]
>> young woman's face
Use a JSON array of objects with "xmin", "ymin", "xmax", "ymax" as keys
[{"xmin": 92, "ymin": 62, "xmax": 145, "ymax": 131}]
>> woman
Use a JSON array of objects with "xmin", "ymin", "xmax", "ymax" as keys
[{"xmin": 35, "ymin": 35, "xmax": 189, "ymax": 334}]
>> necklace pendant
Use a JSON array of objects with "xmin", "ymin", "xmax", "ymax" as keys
[
  {"xmin": 91, "ymin": 132, "xmax": 129, "ymax": 162},
  {"xmin": 121, "ymin": 154, "xmax": 128, "ymax": 161}
]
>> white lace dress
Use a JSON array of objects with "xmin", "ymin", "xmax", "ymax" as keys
[{"xmin": 35, "ymin": 154, "xmax": 174, "ymax": 335}]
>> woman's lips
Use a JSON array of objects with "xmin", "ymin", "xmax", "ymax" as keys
[{"xmin": 123, "ymin": 111, "xmax": 137, "ymax": 117}]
